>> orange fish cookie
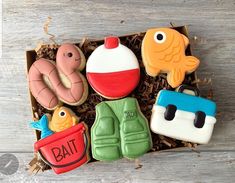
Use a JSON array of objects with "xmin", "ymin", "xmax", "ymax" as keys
[
  {"xmin": 49, "ymin": 106, "xmax": 79, "ymax": 132},
  {"xmin": 141, "ymin": 28, "xmax": 200, "ymax": 88}
]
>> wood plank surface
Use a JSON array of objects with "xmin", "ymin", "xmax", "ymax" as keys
[
  {"xmin": 0, "ymin": 0, "xmax": 234, "ymax": 182},
  {"xmin": 1, "ymin": 151, "xmax": 235, "ymax": 183}
]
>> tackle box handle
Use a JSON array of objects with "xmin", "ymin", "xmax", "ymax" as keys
[{"xmin": 178, "ymin": 85, "xmax": 200, "ymax": 96}]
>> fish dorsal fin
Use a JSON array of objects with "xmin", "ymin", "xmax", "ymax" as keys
[{"xmin": 72, "ymin": 116, "xmax": 78, "ymax": 126}]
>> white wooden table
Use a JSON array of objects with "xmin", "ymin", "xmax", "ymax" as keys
[{"xmin": 0, "ymin": 0, "xmax": 235, "ymax": 182}]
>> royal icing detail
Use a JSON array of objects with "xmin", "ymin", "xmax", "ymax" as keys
[
  {"xmin": 30, "ymin": 106, "xmax": 90, "ymax": 174},
  {"xmin": 48, "ymin": 106, "xmax": 79, "ymax": 132},
  {"xmin": 34, "ymin": 122, "xmax": 90, "ymax": 174},
  {"xmin": 30, "ymin": 114, "xmax": 54, "ymax": 139},
  {"xmin": 30, "ymin": 106, "xmax": 79, "ymax": 135},
  {"xmin": 150, "ymin": 86, "xmax": 217, "ymax": 144},
  {"xmin": 86, "ymin": 36, "xmax": 140, "ymax": 99},
  {"xmin": 91, "ymin": 98, "xmax": 152, "ymax": 161},
  {"xmin": 141, "ymin": 28, "xmax": 200, "ymax": 88},
  {"xmin": 28, "ymin": 43, "xmax": 88, "ymax": 110}
]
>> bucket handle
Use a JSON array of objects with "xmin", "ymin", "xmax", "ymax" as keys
[{"xmin": 38, "ymin": 131, "xmax": 88, "ymax": 168}]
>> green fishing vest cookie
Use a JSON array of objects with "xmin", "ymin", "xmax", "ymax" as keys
[{"xmin": 91, "ymin": 97, "xmax": 152, "ymax": 161}]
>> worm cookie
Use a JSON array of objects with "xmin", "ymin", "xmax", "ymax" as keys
[{"xmin": 28, "ymin": 43, "xmax": 88, "ymax": 110}]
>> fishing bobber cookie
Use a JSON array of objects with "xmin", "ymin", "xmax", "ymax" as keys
[{"xmin": 86, "ymin": 36, "xmax": 140, "ymax": 99}]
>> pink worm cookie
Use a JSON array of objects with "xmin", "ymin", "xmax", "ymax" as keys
[{"xmin": 28, "ymin": 43, "xmax": 87, "ymax": 109}]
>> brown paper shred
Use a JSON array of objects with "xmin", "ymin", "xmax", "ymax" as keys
[
  {"xmin": 27, "ymin": 154, "xmax": 50, "ymax": 174},
  {"xmin": 170, "ymin": 22, "xmax": 177, "ymax": 27},
  {"xmin": 43, "ymin": 17, "xmax": 57, "ymax": 45},
  {"xmin": 207, "ymin": 88, "xmax": 213, "ymax": 99},
  {"xmin": 36, "ymin": 44, "xmax": 59, "ymax": 60},
  {"xmin": 34, "ymin": 32, "xmax": 211, "ymax": 164},
  {"xmin": 192, "ymin": 78, "xmax": 212, "ymax": 85},
  {"xmin": 216, "ymin": 111, "xmax": 221, "ymax": 117},
  {"xmin": 35, "ymin": 41, "xmax": 44, "ymax": 53},
  {"xmin": 191, "ymin": 77, "xmax": 214, "ymax": 99},
  {"xmin": 79, "ymin": 37, "xmax": 88, "ymax": 48},
  {"xmin": 134, "ymin": 159, "xmax": 143, "ymax": 169},
  {"xmin": 189, "ymin": 145, "xmax": 201, "ymax": 157},
  {"xmin": 33, "ymin": 112, "xmax": 39, "ymax": 120},
  {"xmin": 182, "ymin": 141, "xmax": 198, "ymax": 149},
  {"xmin": 159, "ymin": 135, "xmax": 177, "ymax": 148},
  {"xmin": 28, "ymin": 154, "xmax": 38, "ymax": 167}
]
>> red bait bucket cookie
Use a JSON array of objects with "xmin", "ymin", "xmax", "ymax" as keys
[
  {"xmin": 34, "ymin": 123, "xmax": 89, "ymax": 174},
  {"xmin": 86, "ymin": 36, "xmax": 140, "ymax": 99}
]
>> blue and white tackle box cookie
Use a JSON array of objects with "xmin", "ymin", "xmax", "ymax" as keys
[{"xmin": 150, "ymin": 85, "xmax": 217, "ymax": 144}]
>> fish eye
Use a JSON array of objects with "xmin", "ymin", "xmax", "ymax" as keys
[
  {"xmin": 154, "ymin": 31, "xmax": 166, "ymax": 44},
  {"xmin": 59, "ymin": 110, "xmax": 66, "ymax": 117},
  {"xmin": 67, "ymin": 52, "xmax": 73, "ymax": 57}
]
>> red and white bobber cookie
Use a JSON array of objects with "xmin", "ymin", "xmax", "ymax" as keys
[{"xmin": 86, "ymin": 36, "xmax": 140, "ymax": 99}]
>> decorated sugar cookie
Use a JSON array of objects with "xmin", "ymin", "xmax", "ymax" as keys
[
  {"xmin": 150, "ymin": 85, "xmax": 217, "ymax": 144},
  {"xmin": 29, "ymin": 106, "xmax": 79, "ymax": 134},
  {"xmin": 91, "ymin": 98, "xmax": 152, "ymax": 161},
  {"xmin": 34, "ymin": 122, "xmax": 90, "ymax": 174},
  {"xmin": 141, "ymin": 28, "xmax": 200, "ymax": 88},
  {"xmin": 86, "ymin": 36, "xmax": 140, "ymax": 99},
  {"xmin": 30, "ymin": 106, "xmax": 90, "ymax": 174},
  {"xmin": 48, "ymin": 106, "xmax": 79, "ymax": 132},
  {"xmin": 28, "ymin": 43, "xmax": 88, "ymax": 110}
]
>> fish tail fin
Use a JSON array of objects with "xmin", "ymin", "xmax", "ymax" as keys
[
  {"xmin": 167, "ymin": 56, "xmax": 199, "ymax": 88},
  {"xmin": 183, "ymin": 56, "xmax": 200, "ymax": 73},
  {"xmin": 167, "ymin": 68, "xmax": 185, "ymax": 88},
  {"xmin": 29, "ymin": 121, "xmax": 41, "ymax": 130},
  {"xmin": 40, "ymin": 115, "xmax": 50, "ymax": 130}
]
